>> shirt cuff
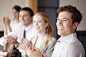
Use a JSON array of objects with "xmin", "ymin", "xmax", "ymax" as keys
[
  {"xmin": 0, "ymin": 50, "xmax": 8, "ymax": 56},
  {"xmin": 0, "ymin": 37, "xmax": 6, "ymax": 46}
]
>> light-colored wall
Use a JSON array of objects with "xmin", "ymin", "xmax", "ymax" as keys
[
  {"xmin": 0, "ymin": 0, "xmax": 29, "ymax": 31},
  {"xmin": 60, "ymin": 0, "xmax": 86, "ymax": 31}
]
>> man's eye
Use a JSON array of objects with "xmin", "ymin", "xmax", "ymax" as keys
[
  {"xmin": 57, "ymin": 19, "xmax": 60, "ymax": 21},
  {"xmin": 63, "ymin": 19, "xmax": 67, "ymax": 21},
  {"xmin": 24, "ymin": 15, "xmax": 28, "ymax": 17},
  {"xmin": 39, "ymin": 21, "xmax": 41, "ymax": 22}
]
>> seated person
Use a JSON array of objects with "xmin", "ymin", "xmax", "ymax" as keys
[
  {"xmin": 3, "ymin": 5, "xmax": 21, "ymax": 57},
  {"xmin": 26, "ymin": 5, "xmax": 85, "ymax": 57},
  {"xmin": 21, "ymin": 12, "xmax": 57, "ymax": 57}
]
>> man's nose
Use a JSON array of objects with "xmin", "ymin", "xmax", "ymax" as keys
[
  {"xmin": 57, "ymin": 20, "xmax": 63, "ymax": 26},
  {"xmin": 21, "ymin": 16, "xmax": 24, "ymax": 20}
]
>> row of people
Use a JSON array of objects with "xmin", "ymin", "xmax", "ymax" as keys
[{"xmin": 0, "ymin": 5, "xmax": 85, "ymax": 57}]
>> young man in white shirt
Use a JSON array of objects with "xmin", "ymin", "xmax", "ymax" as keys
[
  {"xmin": 51, "ymin": 5, "xmax": 85, "ymax": 57},
  {"xmin": 0, "ymin": 7, "xmax": 37, "ymax": 57},
  {"xmin": 26, "ymin": 5, "xmax": 85, "ymax": 57}
]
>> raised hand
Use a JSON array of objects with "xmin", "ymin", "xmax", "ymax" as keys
[
  {"xmin": 5, "ymin": 17, "xmax": 11, "ymax": 27},
  {"xmin": 20, "ymin": 38, "xmax": 32, "ymax": 50},
  {"xmin": 6, "ymin": 36, "xmax": 18, "ymax": 44},
  {"xmin": 3, "ymin": 17, "xmax": 6, "ymax": 28},
  {"xmin": 26, "ymin": 46, "xmax": 45, "ymax": 57}
]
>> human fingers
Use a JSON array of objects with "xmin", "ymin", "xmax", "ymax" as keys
[
  {"xmin": 41, "ymin": 52, "xmax": 45, "ymax": 57},
  {"xmin": 3, "ymin": 17, "xmax": 7, "ymax": 27},
  {"xmin": 14, "ymin": 36, "xmax": 17, "ymax": 39},
  {"xmin": 23, "ymin": 39, "xmax": 28, "ymax": 46},
  {"xmin": 32, "ymin": 45, "xmax": 39, "ymax": 51},
  {"xmin": 7, "ymin": 36, "xmax": 14, "ymax": 43},
  {"xmin": 21, "ymin": 40, "xmax": 26, "ymax": 50},
  {"xmin": 3, "ymin": 17, "xmax": 5, "ymax": 24},
  {"xmin": 26, "ymin": 46, "xmax": 33, "ymax": 56},
  {"xmin": 29, "ymin": 41, "xmax": 32, "ymax": 44},
  {"xmin": 25, "ymin": 39, "xmax": 32, "ymax": 47}
]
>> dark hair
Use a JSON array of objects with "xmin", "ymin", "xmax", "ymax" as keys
[
  {"xmin": 12, "ymin": 5, "xmax": 21, "ymax": 12},
  {"xmin": 57, "ymin": 5, "xmax": 82, "ymax": 24},
  {"xmin": 20, "ymin": 7, "xmax": 34, "ymax": 17}
]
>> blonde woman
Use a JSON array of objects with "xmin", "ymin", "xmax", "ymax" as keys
[{"xmin": 22, "ymin": 12, "xmax": 57, "ymax": 57}]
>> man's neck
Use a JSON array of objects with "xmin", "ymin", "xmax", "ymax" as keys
[{"xmin": 24, "ymin": 23, "xmax": 32, "ymax": 28}]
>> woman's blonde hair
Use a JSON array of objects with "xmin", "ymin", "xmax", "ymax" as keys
[{"xmin": 34, "ymin": 12, "xmax": 53, "ymax": 48}]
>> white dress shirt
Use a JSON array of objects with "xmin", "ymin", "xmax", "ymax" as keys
[
  {"xmin": 0, "ymin": 22, "xmax": 22, "ymax": 46},
  {"xmin": 16, "ymin": 24, "xmax": 37, "ymax": 57},
  {"xmin": 0, "ymin": 20, "xmax": 22, "ymax": 57},
  {"xmin": 0, "ymin": 23, "xmax": 37, "ymax": 57},
  {"xmin": 0, "ymin": 50, "xmax": 8, "ymax": 57},
  {"xmin": 51, "ymin": 33, "xmax": 85, "ymax": 57}
]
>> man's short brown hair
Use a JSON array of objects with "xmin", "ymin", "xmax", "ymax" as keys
[{"xmin": 57, "ymin": 5, "xmax": 82, "ymax": 24}]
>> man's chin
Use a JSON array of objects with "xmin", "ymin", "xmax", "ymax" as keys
[{"xmin": 57, "ymin": 32, "xmax": 63, "ymax": 36}]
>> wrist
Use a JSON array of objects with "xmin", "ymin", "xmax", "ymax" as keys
[
  {"xmin": 7, "ymin": 25, "xmax": 10, "ymax": 28},
  {"xmin": 3, "ymin": 40, "xmax": 7, "ymax": 45}
]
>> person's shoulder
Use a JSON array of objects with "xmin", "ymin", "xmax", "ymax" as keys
[
  {"xmin": 48, "ymin": 37, "xmax": 57, "ymax": 46},
  {"xmin": 64, "ymin": 42, "xmax": 84, "ymax": 53},
  {"xmin": 61, "ymin": 44, "xmax": 85, "ymax": 57},
  {"xmin": 51, "ymin": 37, "xmax": 57, "ymax": 42}
]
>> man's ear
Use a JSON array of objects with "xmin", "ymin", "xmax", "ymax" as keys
[
  {"xmin": 73, "ymin": 22, "xmax": 78, "ymax": 29},
  {"xmin": 30, "ymin": 16, "xmax": 33, "ymax": 23},
  {"xmin": 30, "ymin": 16, "xmax": 33, "ymax": 21}
]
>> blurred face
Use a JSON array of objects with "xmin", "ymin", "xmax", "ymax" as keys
[
  {"xmin": 12, "ymin": 9, "xmax": 19, "ymax": 19},
  {"xmin": 33, "ymin": 15, "xmax": 48, "ymax": 33},
  {"xmin": 19, "ymin": 10, "xmax": 32, "ymax": 27},
  {"xmin": 56, "ymin": 11, "xmax": 77, "ymax": 38}
]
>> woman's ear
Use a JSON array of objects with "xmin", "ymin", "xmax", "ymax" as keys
[
  {"xmin": 73, "ymin": 22, "xmax": 78, "ymax": 29},
  {"xmin": 45, "ymin": 23, "xmax": 48, "ymax": 28}
]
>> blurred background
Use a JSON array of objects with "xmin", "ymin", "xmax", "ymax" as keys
[{"xmin": 0, "ymin": 0, "xmax": 86, "ymax": 55}]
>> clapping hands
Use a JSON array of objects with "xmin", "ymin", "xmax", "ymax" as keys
[
  {"xmin": 4, "ymin": 36, "xmax": 18, "ymax": 45},
  {"xmin": 3, "ymin": 17, "xmax": 11, "ymax": 27},
  {"xmin": 20, "ymin": 38, "xmax": 32, "ymax": 50},
  {"xmin": 26, "ymin": 45, "xmax": 45, "ymax": 57}
]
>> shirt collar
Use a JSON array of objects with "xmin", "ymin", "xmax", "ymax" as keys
[
  {"xmin": 23, "ymin": 23, "xmax": 33, "ymax": 31},
  {"xmin": 59, "ymin": 33, "xmax": 77, "ymax": 43}
]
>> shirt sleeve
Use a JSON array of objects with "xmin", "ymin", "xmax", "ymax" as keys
[
  {"xmin": 0, "ymin": 31, "xmax": 17, "ymax": 46},
  {"xmin": 0, "ymin": 50, "xmax": 8, "ymax": 56},
  {"xmin": 61, "ymin": 45, "xmax": 81, "ymax": 57},
  {"xmin": 0, "ymin": 37, "xmax": 6, "ymax": 46}
]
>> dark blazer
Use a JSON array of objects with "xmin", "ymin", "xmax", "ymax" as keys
[{"xmin": 31, "ymin": 35, "xmax": 57, "ymax": 57}]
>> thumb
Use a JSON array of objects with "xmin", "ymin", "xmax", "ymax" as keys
[
  {"xmin": 26, "ymin": 46, "xmax": 29, "ymax": 50},
  {"xmin": 14, "ymin": 36, "xmax": 17, "ymax": 39},
  {"xmin": 3, "ymin": 17, "xmax": 5, "ymax": 20},
  {"xmin": 41, "ymin": 52, "xmax": 45, "ymax": 57},
  {"xmin": 9, "ymin": 19, "xmax": 11, "ymax": 22},
  {"xmin": 29, "ymin": 41, "xmax": 32, "ymax": 45}
]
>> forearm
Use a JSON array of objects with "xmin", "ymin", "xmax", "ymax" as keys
[
  {"xmin": 4, "ymin": 44, "xmax": 8, "ymax": 52},
  {"xmin": 4, "ymin": 27, "xmax": 7, "ymax": 36},
  {"xmin": 14, "ymin": 41, "xmax": 19, "ymax": 45},
  {"xmin": 7, "ymin": 25, "xmax": 12, "ymax": 33}
]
